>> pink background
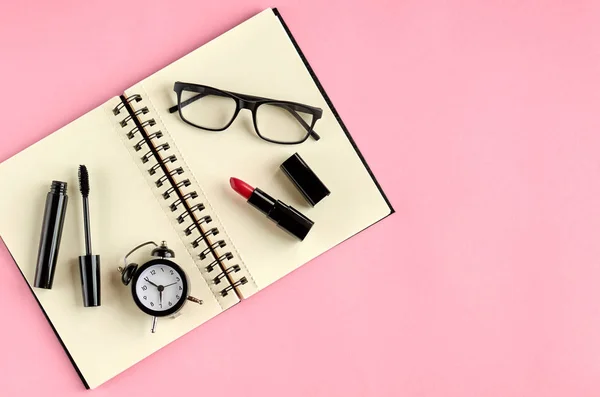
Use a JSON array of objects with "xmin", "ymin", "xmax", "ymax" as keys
[{"xmin": 1, "ymin": 0, "xmax": 600, "ymax": 395}]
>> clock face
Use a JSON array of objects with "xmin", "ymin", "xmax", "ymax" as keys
[{"xmin": 131, "ymin": 259, "xmax": 189, "ymax": 317}]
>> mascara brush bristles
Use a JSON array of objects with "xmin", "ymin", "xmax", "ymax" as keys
[{"xmin": 78, "ymin": 165, "xmax": 89, "ymax": 198}]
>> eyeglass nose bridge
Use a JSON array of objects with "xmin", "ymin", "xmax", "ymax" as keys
[{"xmin": 238, "ymin": 99, "xmax": 259, "ymax": 112}]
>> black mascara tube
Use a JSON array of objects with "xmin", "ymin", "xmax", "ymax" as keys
[{"xmin": 34, "ymin": 181, "xmax": 68, "ymax": 289}]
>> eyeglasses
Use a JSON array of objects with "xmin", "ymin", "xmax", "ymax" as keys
[{"xmin": 168, "ymin": 82, "xmax": 323, "ymax": 144}]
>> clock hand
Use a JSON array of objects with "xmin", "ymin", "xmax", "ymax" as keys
[
  {"xmin": 164, "ymin": 281, "xmax": 178, "ymax": 288},
  {"xmin": 144, "ymin": 277, "xmax": 159, "ymax": 288},
  {"xmin": 159, "ymin": 289, "xmax": 163, "ymax": 307}
]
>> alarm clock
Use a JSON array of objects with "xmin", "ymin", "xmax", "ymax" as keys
[{"xmin": 118, "ymin": 240, "xmax": 202, "ymax": 333}]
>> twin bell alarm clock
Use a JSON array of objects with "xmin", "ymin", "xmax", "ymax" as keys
[{"xmin": 118, "ymin": 240, "xmax": 202, "ymax": 333}]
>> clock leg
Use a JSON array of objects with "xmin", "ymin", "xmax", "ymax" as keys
[
  {"xmin": 151, "ymin": 316, "xmax": 157, "ymax": 333},
  {"xmin": 187, "ymin": 296, "xmax": 203, "ymax": 304}
]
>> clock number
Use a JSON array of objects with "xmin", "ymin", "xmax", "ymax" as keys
[
  {"xmin": 144, "ymin": 277, "xmax": 150, "ymax": 282},
  {"xmin": 150, "ymin": 302, "xmax": 154, "ymax": 307},
  {"xmin": 150, "ymin": 270, "xmax": 156, "ymax": 275},
  {"xmin": 161, "ymin": 267, "xmax": 164, "ymax": 272},
  {"xmin": 179, "ymin": 286, "xmax": 183, "ymax": 291},
  {"xmin": 176, "ymin": 295, "xmax": 180, "ymax": 299},
  {"xmin": 142, "ymin": 285, "xmax": 147, "ymax": 291},
  {"xmin": 159, "ymin": 303, "xmax": 162, "ymax": 308},
  {"xmin": 168, "ymin": 301, "xmax": 172, "ymax": 306},
  {"xmin": 143, "ymin": 296, "xmax": 147, "ymax": 300},
  {"xmin": 170, "ymin": 270, "xmax": 174, "ymax": 275},
  {"xmin": 176, "ymin": 277, "xmax": 180, "ymax": 282}
]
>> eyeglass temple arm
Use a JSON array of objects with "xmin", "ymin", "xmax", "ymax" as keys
[
  {"xmin": 275, "ymin": 104, "xmax": 320, "ymax": 141},
  {"xmin": 168, "ymin": 92, "xmax": 321, "ymax": 141},
  {"xmin": 168, "ymin": 94, "xmax": 202, "ymax": 114}
]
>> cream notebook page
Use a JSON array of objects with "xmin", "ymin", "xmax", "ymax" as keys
[
  {"xmin": 0, "ymin": 7, "xmax": 391, "ymax": 389},
  {"xmin": 0, "ymin": 101, "xmax": 229, "ymax": 388},
  {"xmin": 125, "ymin": 9, "xmax": 392, "ymax": 292}
]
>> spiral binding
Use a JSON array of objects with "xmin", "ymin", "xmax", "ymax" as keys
[
  {"xmin": 120, "ymin": 107, "xmax": 149, "ymax": 127},
  {"xmin": 191, "ymin": 228, "xmax": 220, "ymax": 248},
  {"xmin": 220, "ymin": 278, "xmax": 248, "ymax": 297},
  {"xmin": 135, "ymin": 132, "xmax": 163, "ymax": 151},
  {"xmin": 213, "ymin": 265, "xmax": 241, "ymax": 284},
  {"xmin": 113, "ymin": 94, "xmax": 245, "ymax": 299},
  {"xmin": 177, "ymin": 203, "xmax": 205, "ymax": 223},
  {"xmin": 205, "ymin": 252, "xmax": 234, "ymax": 272},
  {"xmin": 112, "ymin": 94, "xmax": 142, "ymax": 115},
  {"xmin": 169, "ymin": 192, "xmax": 199, "ymax": 212},
  {"xmin": 156, "ymin": 167, "xmax": 183, "ymax": 187},
  {"xmin": 128, "ymin": 120, "xmax": 157, "ymax": 139},
  {"xmin": 149, "ymin": 155, "xmax": 176, "ymax": 175}
]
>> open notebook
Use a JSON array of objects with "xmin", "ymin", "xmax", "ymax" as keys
[{"xmin": 0, "ymin": 8, "xmax": 393, "ymax": 388}]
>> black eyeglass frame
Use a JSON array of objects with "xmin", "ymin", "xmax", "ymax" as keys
[{"xmin": 168, "ymin": 82, "xmax": 323, "ymax": 144}]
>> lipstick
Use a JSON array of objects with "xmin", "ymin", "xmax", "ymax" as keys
[{"xmin": 230, "ymin": 177, "xmax": 314, "ymax": 240}]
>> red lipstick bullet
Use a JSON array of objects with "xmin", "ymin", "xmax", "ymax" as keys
[
  {"xmin": 230, "ymin": 177, "xmax": 254, "ymax": 200},
  {"xmin": 229, "ymin": 177, "xmax": 314, "ymax": 240}
]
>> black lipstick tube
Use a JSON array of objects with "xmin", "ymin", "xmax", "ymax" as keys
[
  {"xmin": 248, "ymin": 188, "xmax": 314, "ymax": 240},
  {"xmin": 34, "ymin": 181, "xmax": 68, "ymax": 289}
]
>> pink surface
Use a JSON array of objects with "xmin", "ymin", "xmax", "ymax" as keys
[{"xmin": 1, "ymin": 0, "xmax": 600, "ymax": 395}]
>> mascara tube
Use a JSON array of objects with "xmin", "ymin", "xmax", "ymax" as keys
[{"xmin": 34, "ymin": 181, "xmax": 68, "ymax": 289}]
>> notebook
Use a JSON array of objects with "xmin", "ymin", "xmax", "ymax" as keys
[{"xmin": 0, "ymin": 8, "xmax": 393, "ymax": 388}]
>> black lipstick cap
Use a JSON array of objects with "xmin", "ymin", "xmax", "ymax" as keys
[
  {"xmin": 281, "ymin": 153, "xmax": 330, "ymax": 206},
  {"xmin": 34, "ymin": 181, "xmax": 68, "ymax": 289},
  {"xmin": 79, "ymin": 255, "xmax": 101, "ymax": 307}
]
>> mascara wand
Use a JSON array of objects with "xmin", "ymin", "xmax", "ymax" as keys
[
  {"xmin": 78, "ymin": 165, "xmax": 101, "ymax": 307},
  {"xmin": 80, "ymin": 166, "xmax": 92, "ymax": 255}
]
